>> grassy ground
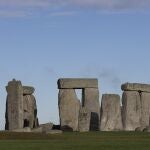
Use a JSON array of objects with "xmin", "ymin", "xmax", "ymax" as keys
[{"xmin": 0, "ymin": 131, "xmax": 150, "ymax": 150}]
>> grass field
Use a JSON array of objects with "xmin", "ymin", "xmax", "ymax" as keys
[{"xmin": 0, "ymin": 131, "xmax": 150, "ymax": 150}]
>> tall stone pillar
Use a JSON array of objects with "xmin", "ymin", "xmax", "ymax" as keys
[{"xmin": 5, "ymin": 79, "xmax": 24, "ymax": 130}]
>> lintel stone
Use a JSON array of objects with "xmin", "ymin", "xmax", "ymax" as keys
[
  {"xmin": 121, "ymin": 83, "xmax": 150, "ymax": 93},
  {"xmin": 58, "ymin": 78, "xmax": 98, "ymax": 89}
]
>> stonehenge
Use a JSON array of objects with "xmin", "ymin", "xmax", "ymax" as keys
[
  {"xmin": 4, "ymin": 78, "xmax": 150, "ymax": 133},
  {"xmin": 5, "ymin": 79, "xmax": 39, "ymax": 131},
  {"xmin": 58, "ymin": 78, "xmax": 100, "ymax": 131}
]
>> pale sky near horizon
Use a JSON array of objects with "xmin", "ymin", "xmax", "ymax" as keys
[{"xmin": 0, "ymin": 0, "xmax": 150, "ymax": 129}]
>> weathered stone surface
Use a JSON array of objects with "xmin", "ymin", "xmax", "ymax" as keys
[
  {"xmin": 135, "ymin": 126, "xmax": 146, "ymax": 132},
  {"xmin": 143, "ymin": 126, "xmax": 150, "ymax": 132},
  {"xmin": 121, "ymin": 83, "xmax": 150, "ymax": 93},
  {"xmin": 46, "ymin": 130, "xmax": 63, "ymax": 134},
  {"xmin": 83, "ymin": 88, "xmax": 100, "ymax": 131},
  {"xmin": 58, "ymin": 89, "xmax": 80, "ymax": 131},
  {"xmin": 23, "ymin": 86, "xmax": 35, "ymax": 95},
  {"xmin": 5, "ymin": 79, "xmax": 24, "ymax": 130},
  {"xmin": 58, "ymin": 78, "xmax": 98, "ymax": 89},
  {"xmin": 78, "ymin": 107, "xmax": 91, "ymax": 132},
  {"xmin": 122, "ymin": 91, "xmax": 141, "ymax": 131},
  {"xmin": 140, "ymin": 92, "xmax": 150, "ymax": 127},
  {"xmin": 12, "ymin": 127, "xmax": 31, "ymax": 132},
  {"xmin": 39, "ymin": 123, "xmax": 53, "ymax": 133},
  {"xmin": 31, "ymin": 127, "xmax": 43, "ymax": 133},
  {"xmin": 100, "ymin": 94, "xmax": 123, "ymax": 131},
  {"xmin": 23, "ymin": 95, "xmax": 38, "ymax": 129}
]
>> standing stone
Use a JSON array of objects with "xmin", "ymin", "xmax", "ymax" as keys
[
  {"xmin": 83, "ymin": 88, "xmax": 100, "ymax": 131},
  {"xmin": 100, "ymin": 94, "xmax": 123, "ymax": 131},
  {"xmin": 78, "ymin": 107, "xmax": 91, "ymax": 132},
  {"xmin": 5, "ymin": 79, "xmax": 24, "ymax": 130},
  {"xmin": 23, "ymin": 95, "xmax": 38, "ymax": 128},
  {"xmin": 122, "ymin": 91, "xmax": 141, "ymax": 131},
  {"xmin": 140, "ymin": 92, "xmax": 150, "ymax": 127},
  {"xmin": 58, "ymin": 89, "xmax": 80, "ymax": 131}
]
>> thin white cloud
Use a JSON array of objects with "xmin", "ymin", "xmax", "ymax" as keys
[
  {"xmin": 0, "ymin": 0, "xmax": 150, "ymax": 9},
  {"xmin": 0, "ymin": 0, "xmax": 150, "ymax": 17}
]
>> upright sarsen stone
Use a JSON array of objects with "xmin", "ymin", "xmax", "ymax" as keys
[
  {"xmin": 141, "ymin": 92, "xmax": 150, "ymax": 127},
  {"xmin": 83, "ymin": 88, "xmax": 100, "ymax": 130},
  {"xmin": 58, "ymin": 89, "xmax": 80, "ymax": 131},
  {"xmin": 122, "ymin": 91, "xmax": 141, "ymax": 131},
  {"xmin": 5, "ymin": 79, "xmax": 24, "ymax": 130},
  {"xmin": 100, "ymin": 94, "xmax": 123, "ymax": 131}
]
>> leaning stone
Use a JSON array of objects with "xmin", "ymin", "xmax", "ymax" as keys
[
  {"xmin": 23, "ymin": 86, "xmax": 35, "ymax": 95},
  {"xmin": 83, "ymin": 88, "xmax": 100, "ymax": 131},
  {"xmin": 12, "ymin": 127, "xmax": 31, "ymax": 132},
  {"xmin": 121, "ymin": 83, "xmax": 150, "ymax": 93},
  {"xmin": 39, "ymin": 123, "xmax": 53, "ymax": 133},
  {"xmin": 58, "ymin": 78, "xmax": 98, "ymax": 89},
  {"xmin": 58, "ymin": 89, "xmax": 80, "ymax": 131},
  {"xmin": 78, "ymin": 107, "xmax": 91, "ymax": 132},
  {"xmin": 122, "ymin": 91, "xmax": 141, "ymax": 131},
  {"xmin": 46, "ymin": 130, "xmax": 63, "ymax": 134},
  {"xmin": 100, "ymin": 94, "xmax": 123, "ymax": 131},
  {"xmin": 140, "ymin": 92, "xmax": 150, "ymax": 127}
]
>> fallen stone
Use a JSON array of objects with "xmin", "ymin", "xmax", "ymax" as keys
[
  {"xmin": 39, "ymin": 123, "xmax": 53, "ymax": 133},
  {"xmin": 135, "ymin": 126, "xmax": 146, "ymax": 132},
  {"xmin": 46, "ymin": 130, "xmax": 63, "ymax": 134},
  {"xmin": 58, "ymin": 78, "xmax": 98, "ymax": 89},
  {"xmin": 100, "ymin": 94, "xmax": 123, "ymax": 131},
  {"xmin": 143, "ymin": 126, "xmax": 150, "ymax": 132},
  {"xmin": 78, "ymin": 107, "xmax": 91, "ymax": 132},
  {"xmin": 83, "ymin": 88, "xmax": 100, "ymax": 131},
  {"xmin": 31, "ymin": 127, "xmax": 43, "ymax": 133},
  {"xmin": 58, "ymin": 89, "xmax": 80, "ymax": 131},
  {"xmin": 121, "ymin": 83, "xmax": 150, "ymax": 93},
  {"xmin": 122, "ymin": 91, "xmax": 141, "ymax": 131},
  {"xmin": 12, "ymin": 127, "xmax": 31, "ymax": 132},
  {"xmin": 23, "ymin": 86, "xmax": 35, "ymax": 95}
]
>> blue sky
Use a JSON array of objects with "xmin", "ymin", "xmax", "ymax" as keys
[{"xmin": 0, "ymin": 0, "xmax": 150, "ymax": 129}]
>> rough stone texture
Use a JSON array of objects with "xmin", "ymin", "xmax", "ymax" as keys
[
  {"xmin": 100, "ymin": 94, "xmax": 123, "ymax": 131},
  {"xmin": 143, "ymin": 126, "xmax": 150, "ymax": 132},
  {"xmin": 135, "ymin": 126, "xmax": 146, "ymax": 132},
  {"xmin": 5, "ymin": 79, "xmax": 24, "ymax": 130},
  {"xmin": 46, "ymin": 130, "xmax": 63, "ymax": 134},
  {"xmin": 58, "ymin": 78, "xmax": 98, "ymax": 89},
  {"xmin": 5, "ymin": 79, "xmax": 39, "ymax": 131},
  {"xmin": 140, "ymin": 92, "xmax": 150, "ymax": 127},
  {"xmin": 23, "ymin": 95, "xmax": 38, "ymax": 129},
  {"xmin": 39, "ymin": 123, "xmax": 53, "ymax": 133},
  {"xmin": 83, "ymin": 88, "xmax": 100, "ymax": 131},
  {"xmin": 12, "ymin": 127, "xmax": 31, "ymax": 132},
  {"xmin": 121, "ymin": 83, "xmax": 150, "ymax": 93},
  {"xmin": 122, "ymin": 91, "xmax": 142, "ymax": 131},
  {"xmin": 78, "ymin": 107, "xmax": 91, "ymax": 132},
  {"xmin": 58, "ymin": 89, "xmax": 80, "ymax": 131},
  {"xmin": 23, "ymin": 86, "xmax": 35, "ymax": 95},
  {"xmin": 31, "ymin": 127, "xmax": 43, "ymax": 133}
]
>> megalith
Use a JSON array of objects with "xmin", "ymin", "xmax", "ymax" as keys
[
  {"xmin": 58, "ymin": 89, "xmax": 80, "ymax": 131},
  {"xmin": 58, "ymin": 78, "xmax": 100, "ymax": 132},
  {"xmin": 122, "ymin": 83, "xmax": 150, "ymax": 131},
  {"xmin": 5, "ymin": 79, "xmax": 39, "ymax": 131},
  {"xmin": 100, "ymin": 94, "xmax": 123, "ymax": 131}
]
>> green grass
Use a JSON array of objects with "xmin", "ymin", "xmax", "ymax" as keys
[{"xmin": 0, "ymin": 131, "xmax": 150, "ymax": 150}]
